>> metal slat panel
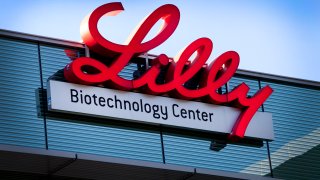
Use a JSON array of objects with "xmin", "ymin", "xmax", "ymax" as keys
[
  {"xmin": 40, "ymin": 45, "xmax": 83, "ymax": 88},
  {"xmin": 40, "ymin": 44, "xmax": 163, "ymax": 163},
  {"xmin": 229, "ymin": 77, "xmax": 261, "ymax": 97},
  {"xmin": 118, "ymin": 63, "xmax": 137, "ymax": 80},
  {"xmin": 164, "ymin": 134, "xmax": 268, "ymax": 175},
  {"xmin": 0, "ymin": 37, "xmax": 44, "ymax": 148},
  {"xmin": 47, "ymin": 120, "xmax": 162, "ymax": 162},
  {"xmin": 261, "ymin": 81, "xmax": 320, "ymax": 180}
]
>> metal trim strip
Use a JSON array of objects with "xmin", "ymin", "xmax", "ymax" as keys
[{"xmin": 0, "ymin": 29, "xmax": 84, "ymax": 48}]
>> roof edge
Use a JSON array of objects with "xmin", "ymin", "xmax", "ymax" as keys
[
  {"xmin": 0, "ymin": 28, "xmax": 84, "ymax": 48},
  {"xmin": 1, "ymin": 28, "xmax": 319, "ymax": 88},
  {"xmin": 236, "ymin": 69, "xmax": 320, "ymax": 88}
]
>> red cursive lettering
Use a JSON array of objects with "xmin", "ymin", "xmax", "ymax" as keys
[{"xmin": 64, "ymin": 2, "xmax": 273, "ymax": 140}]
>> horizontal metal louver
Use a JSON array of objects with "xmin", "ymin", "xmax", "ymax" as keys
[
  {"xmin": 0, "ymin": 37, "xmax": 44, "ymax": 148},
  {"xmin": 40, "ymin": 45, "xmax": 84, "ymax": 87},
  {"xmin": 47, "ymin": 120, "xmax": 163, "ymax": 162},
  {"xmin": 163, "ymin": 134, "xmax": 269, "ymax": 175},
  {"xmin": 229, "ymin": 77, "xmax": 261, "ymax": 97},
  {"xmin": 119, "ymin": 62, "xmax": 137, "ymax": 80},
  {"xmin": 260, "ymin": 81, "xmax": 320, "ymax": 180}
]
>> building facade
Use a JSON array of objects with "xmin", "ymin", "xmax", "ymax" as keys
[{"xmin": 0, "ymin": 29, "xmax": 319, "ymax": 180}]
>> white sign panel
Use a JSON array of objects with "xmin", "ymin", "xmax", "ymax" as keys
[{"xmin": 47, "ymin": 80, "xmax": 274, "ymax": 140}]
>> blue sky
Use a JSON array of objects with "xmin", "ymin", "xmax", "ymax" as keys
[{"xmin": 1, "ymin": 0, "xmax": 319, "ymax": 82}]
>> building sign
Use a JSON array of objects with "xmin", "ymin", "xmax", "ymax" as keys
[
  {"xmin": 48, "ymin": 80, "xmax": 273, "ymax": 140},
  {"xmin": 48, "ymin": 2, "xmax": 274, "ymax": 141}
]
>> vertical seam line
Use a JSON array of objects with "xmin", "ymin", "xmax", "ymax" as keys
[{"xmin": 37, "ymin": 42, "xmax": 48, "ymax": 150}]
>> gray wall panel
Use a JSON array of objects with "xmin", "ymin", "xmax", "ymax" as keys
[
  {"xmin": 0, "ymin": 37, "xmax": 44, "ymax": 148},
  {"xmin": 261, "ymin": 81, "xmax": 320, "ymax": 180},
  {"xmin": 47, "ymin": 120, "xmax": 162, "ymax": 162},
  {"xmin": 164, "ymin": 134, "xmax": 269, "ymax": 175}
]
